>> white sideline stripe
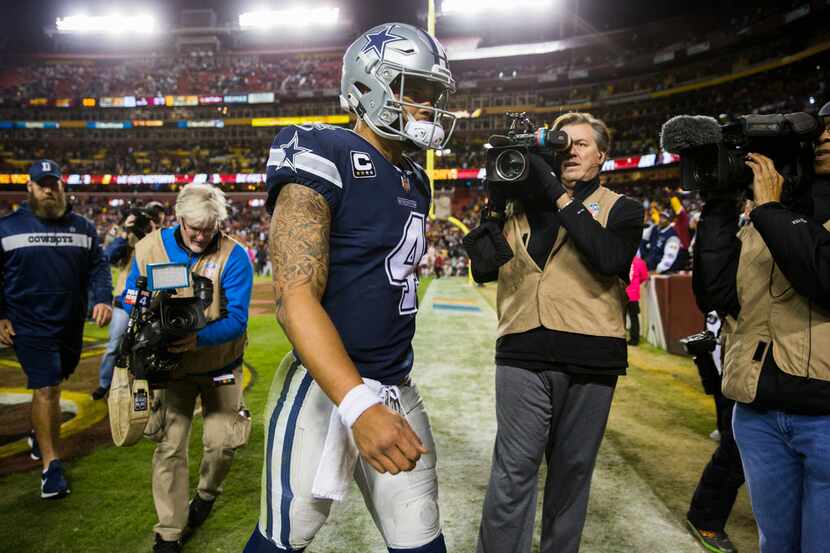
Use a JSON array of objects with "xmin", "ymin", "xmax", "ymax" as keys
[
  {"xmin": 267, "ymin": 148, "xmax": 343, "ymax": 189},
  {"xmin": 1, "ymin": 233, "xmax": 92, "ymax": 251}
]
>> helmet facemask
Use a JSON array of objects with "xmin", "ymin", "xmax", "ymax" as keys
[
  {"xmin": 383, "ymin": 70, "xmax": 457, "ymax": 150},
  {"xmin": 340, "ymin": 23, "xmax": 457, "ymax": 150}
]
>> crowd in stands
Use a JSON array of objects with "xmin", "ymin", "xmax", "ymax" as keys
[
  {"xmin": 0, "ymin": 141, "xmax": 266, "ymax": 175},
  {"xmin": 0, "ymin": 3, "xmax": 822, "ymax": 281},
  {"xmin": 0, "ymin": 53, "xmax": 341, "ymax": 102},
  {"xmin": 1, "ymin": 1, "xmax": 819, "ymax": 106},
  {"xmin": 0, "ymin": 48, "xmax": 825, "ymax": 180}
]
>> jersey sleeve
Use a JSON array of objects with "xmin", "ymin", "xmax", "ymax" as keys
[{"xmin": 265, "ymin": 125, "xmax": 345, "ymax": 214}]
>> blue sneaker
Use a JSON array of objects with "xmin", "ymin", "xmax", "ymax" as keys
[
  {"xmin": 27, "ymin": 431, "xmax": 41, "ymax": 461},
  {"xmin": 41, "ymin": 459, "xmax": 70, "ymax": 499}
]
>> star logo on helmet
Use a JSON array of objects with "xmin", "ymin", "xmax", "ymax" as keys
[
  {"xmin": 278, "ymin": 131, "xmax": 311, "ymax": 172},
  {"xmin": 361, "ymin": 25, "xmax": 406, "ymax": 59}
]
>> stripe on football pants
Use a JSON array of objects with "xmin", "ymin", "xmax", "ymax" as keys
[
  {"xmin": 265, "ymin": 360, "xmax": 300, "ymax": 544},
  {"xmin": 280, "ymin": 372, "xmax": 314, "ymax": 547},
  {"xmin": 264, "ymin": 360, "xmax": 314, "ymax": 550}
]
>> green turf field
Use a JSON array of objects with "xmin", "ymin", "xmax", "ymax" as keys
[{"xmin": 0, "ymin": 276, "xmax": 758, "ymax": 553}]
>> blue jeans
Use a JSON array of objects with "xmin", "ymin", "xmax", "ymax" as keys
[
  {"xmin": 732, "ymin": 403, "xmax": 830, "ymax": 553},
  {"xmin": 97, "ymin": 306, "xmax": 129, "ymax": 388}
]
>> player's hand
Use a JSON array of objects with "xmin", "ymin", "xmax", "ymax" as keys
[
  {"xmin": 352, "ymin": 403, "xmax": 428, "ymax": 475},
  {"xmin": 167, "ymin": 333, "xmax": 198, "ymax": 353},
  {"xmin": 746, "ymin": 152, "xmax": 783, "ymax": 206},
  {"xmin": 0, "ymin": 319, "xmax": 15, "ymax": 345},
  {"xmin": 91, "ymin": 304, "xmax": 112, "ymax": 327}
]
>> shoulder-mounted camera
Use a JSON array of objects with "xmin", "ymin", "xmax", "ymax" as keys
[
  {"xmin": 108, "ymin": 263, "xmax": 213, "ymax": 447},
  {"xmin": 486, "ymin": 112, "xmax": 572, "ymax": 183},
  {"xmin": 661, "ymin": 112, "xmax": 822, "ymax": 201}
]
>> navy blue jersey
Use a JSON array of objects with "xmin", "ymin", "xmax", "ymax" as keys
[
  {"xmin": 266, "ymin": 124, "xmax": 430, "ymax": 385},
  {"xmin": 0, "ymin": 203, "xmax": 112, "ymax": 339}
]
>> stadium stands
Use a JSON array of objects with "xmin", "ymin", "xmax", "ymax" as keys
[{"xmin": 0, "ymin": 2, "xmax": 827, "ymax": 275}]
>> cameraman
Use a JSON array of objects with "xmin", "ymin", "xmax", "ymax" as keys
[
  {"xmin": 92, "ymin": 205, "xmax": 164, "ymax": 400},
  {"xmin": 121, "ymin": 184, "xmax": 253, "ymax": 553},
  {"xmin": 693, "ymin": 103, "xmax": 830, "ymax": 553},
  {"xmin": 468, "ymin": 113, "xmax": 643, "ymax": 553}
]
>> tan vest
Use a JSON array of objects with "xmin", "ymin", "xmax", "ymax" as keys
[
  {"xmin": 133, "ymin": 229, "xmax": 247, "ymax": 375},
  {"xmin": 496, "ymin": 186, "xmax": 628, "ymax": 339},
  {"xmin": 722, "ymin": 221, "xmax": 830, "ymax": 403}
]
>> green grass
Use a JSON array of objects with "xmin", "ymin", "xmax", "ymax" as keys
[{"xmin": 0, "ymin": 314, "xmax": 291, "ymax": 553}]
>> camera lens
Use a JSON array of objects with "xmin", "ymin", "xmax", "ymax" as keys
[
  {"xmin": 495, "ymin": 149, "xmax": 527, "ymax": 181},
  {"xmin": 164, "ymin": 305, "xmax": 196, "ymax": 330}
]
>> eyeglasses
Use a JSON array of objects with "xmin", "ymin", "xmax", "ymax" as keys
[{"xmin": 181, "ymin": 220, "xmax": 217, "ymax": 238}]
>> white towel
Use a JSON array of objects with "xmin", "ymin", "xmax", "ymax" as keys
[{"xmin": 311, "ymin": 378, "xmax": 402, "ymax": 501}]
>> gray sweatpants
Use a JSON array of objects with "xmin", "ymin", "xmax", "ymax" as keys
[{"xmin": 477, "ymin": 364, "xmax": 617, "ymax": 553}]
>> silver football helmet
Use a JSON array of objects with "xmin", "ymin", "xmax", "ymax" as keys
[{"xmin": 340, "ymin": 22, "xmax": 457, "ymax": 150}]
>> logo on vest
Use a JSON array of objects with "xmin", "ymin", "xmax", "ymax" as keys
[
  {"xmin": 587, "ymin": 202, "xmax": 601, "ymax": 219},
  {"xmin": 202, "ymin": 261, "xmax": 219, "ymax": 278}
]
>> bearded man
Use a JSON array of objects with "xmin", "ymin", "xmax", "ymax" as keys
[{"xmin": 0, "ymin": 159, "xmax": 112, "ymax": 499}]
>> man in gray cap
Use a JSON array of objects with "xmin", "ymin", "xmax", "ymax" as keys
[{"xmin": 0, "ymin": 159, "xmax": 112, "ymax": 498}]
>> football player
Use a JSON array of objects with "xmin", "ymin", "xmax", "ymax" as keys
[{"xmin": 244, "ymin": 23, "xmax": 456, "ymax": 553}]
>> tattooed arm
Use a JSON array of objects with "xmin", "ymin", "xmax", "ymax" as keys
[
  {"xmin": 270, "ymin": 183, "xmax": 362, "ymax": 403},
  {"xmin": 270, "ymin": 184, "xmax": 425, "ymax": 474}
]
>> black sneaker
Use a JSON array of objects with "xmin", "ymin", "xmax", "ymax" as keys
[
  {"xmin": 153, "ymin": 535, "xmax": 181, "ymax": 553},
  {"xmin": 91, "ymin": 386, "xmax": 109, "ymax": 400},
  {"xmin": 187, "ymin": 494, "xmax": 215, "ymax": 529},
  {"xmin": 28, "ymin": 431, "xmax": 41, "ymax": 461},
  {"xmin": 687, "ymin": 520, "xmax": 737, "ymax": 553},
  {"xmin": 41, "ymin": 459, "xmax": 70, "ymax": 499}
]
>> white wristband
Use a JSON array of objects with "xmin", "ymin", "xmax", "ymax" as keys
[{"xmin": 337, "ymin": 384, "xmax": 381, "ymax": 428}]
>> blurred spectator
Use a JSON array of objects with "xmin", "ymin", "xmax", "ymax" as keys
[
  {"xmin": 646, "ymin": 207, "xmax": 689, "ymax": 273},
  {"xmin": 626, "ymin": 255, "xmax": 649, "ymax": 345}
]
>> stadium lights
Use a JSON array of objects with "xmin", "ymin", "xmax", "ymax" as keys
[
  {"xmin": 239, "ymin": 6, "xmax": 340, "ymax": 29},
  {"xmin": 441, "ymin": 0, "xmax": 554, "ymax": 15},
  {"xmin": 55, "ymin": 14, "xmax": 157, "ymax": 33}
]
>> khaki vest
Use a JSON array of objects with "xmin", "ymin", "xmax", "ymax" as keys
[
  {"xmin": 133, "ymin": 229, "xmax": 247, "ymax": 375},
  {"xmin": 496, "ymin": 186, "xmax": 628, "ymax": 339},
  {"xmin": 722, "ymin": 221, "xmax": 830, "ymax": 403}
]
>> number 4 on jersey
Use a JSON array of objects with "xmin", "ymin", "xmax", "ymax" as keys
[{"xmin": 385, "ymin": 212, "xmax": 427, "ymax": 315}]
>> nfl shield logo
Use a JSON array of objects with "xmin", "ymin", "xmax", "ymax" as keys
[
  {"xmin": 401, "ymin": 174, "xmax": 410, "ymax": 193},
  {"xmin": 203, "ymin": 261, "xmax": 218, "ymax": 278}
]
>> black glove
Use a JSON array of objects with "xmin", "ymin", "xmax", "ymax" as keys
[
  {"xmin": 484, "ymin": 179, "xmax": 508, "ymax": 220},
  {"xmin": 527, "ymin": 154, "xmax": 567, "ymax": 206},
  {"xmin": 462, "ymin": 219, "xmax": 514, "ymax": 280}
]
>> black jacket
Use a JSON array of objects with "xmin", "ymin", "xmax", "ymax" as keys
[
  {"xmin": 693, "ymin": 179, "xmax": 830, "ymax": 413},
  {"xmin": 480, "ymin": 177, "xmax": 642, "ymax": 374}
]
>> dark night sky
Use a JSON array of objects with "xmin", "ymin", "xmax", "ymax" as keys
[{"xmin": 0, "ymin": 0, "xmax": 783, "ymax": 53}]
